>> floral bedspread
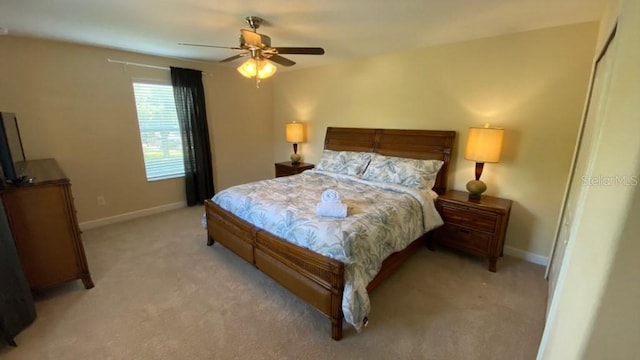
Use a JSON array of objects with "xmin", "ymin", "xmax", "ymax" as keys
[{"xmin": 211, "ymin": 170, "xmax": 443, "ymax": 331}]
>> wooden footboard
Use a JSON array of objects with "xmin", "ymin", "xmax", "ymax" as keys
[
  {"xmin": 205, "ymin": 200, "xmax": 346, "ymax": 339},
  {"xmin": 255, "ymin": 230, "xmax": 345, "ymax": 340},
  {"xmin": 205, "ymin": 199, "xmax": 256, "ymax": 261}
]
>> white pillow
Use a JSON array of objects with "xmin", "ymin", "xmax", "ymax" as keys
[
  {"xmin": 315, "ymin": 150, "xmax": 373, "ymax": 177},
  {"xmin": 361, "ymin": 154, "xmax": 443, "ymax": 189}
]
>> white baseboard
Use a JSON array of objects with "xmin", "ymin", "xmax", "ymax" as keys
[
  {"xmin": 504, "ymin": 246, "xmax": 549, "ymax": 266},
  {"xmin": 79, "ymin": 204, "xmax": 550, "ymax": 266},
  {"xmin": 79, "ymin": 201, "xmax": 187, "ymax": 231}
]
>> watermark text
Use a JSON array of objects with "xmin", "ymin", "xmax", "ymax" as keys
[{"xmin": 582, "ymin": 175, "xmax": 638, "ymax": 186}]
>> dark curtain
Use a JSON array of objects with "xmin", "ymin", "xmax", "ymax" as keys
[{"xmin": 170, "ymin": 67, "xmax": 214, "ymax": 206}]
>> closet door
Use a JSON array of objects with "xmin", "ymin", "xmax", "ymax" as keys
[{"xmin": 546, "ymin": 28, "xmax": 617, "ymax": 307}]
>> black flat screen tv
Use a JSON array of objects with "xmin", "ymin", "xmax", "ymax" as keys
[{"xmin": 0, "ymin": 112, "xmax": 26, "ymax": 183}]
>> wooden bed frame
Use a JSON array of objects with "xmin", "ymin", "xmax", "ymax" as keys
[{"xmin": 205, "ymin": 127, "xmax": 456, "ymax": 340}]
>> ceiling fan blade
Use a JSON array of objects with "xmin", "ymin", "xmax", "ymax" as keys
[
  {"xmin": 178, "ymin": 43, "xmax": 243, "ymax": 50},
  {"xmin": 269, "ymin": 54, "xmax": 296, "ymax": 67},
  {"xmin": 274, "ymin": 47, "xmax": 325, "ymax": 55},
  {"xmin": 219, "ymin": 53, "xmax": 246, "ymax": 63}
]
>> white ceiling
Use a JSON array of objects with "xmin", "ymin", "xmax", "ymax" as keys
[{"xmin": 0, "ymin": 0, "xmax": 608, "ymax": 70}]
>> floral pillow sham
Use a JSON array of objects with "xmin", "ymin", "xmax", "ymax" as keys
[
  {"xmin": 361, "ymin": 154, "xmax": 443, "ymax": 189},
  {"xmin": 315, "ymin": 150, "xmax": 373, "ymax": 177}
]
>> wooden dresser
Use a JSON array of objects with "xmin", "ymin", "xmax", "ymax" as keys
[
  {"xmin": 433, "ymin": 190, "xmax": 512, "ymax": 272},
  {"xmin": 1, "ymin": 159, "xmax": 93, "ymax": 290},
  {"xmin": 274, "ymin": 161, "xmax": 314, "ymax": 177}
]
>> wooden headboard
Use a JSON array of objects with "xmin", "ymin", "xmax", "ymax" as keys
[{"xmin": 323, "ymin": 127, "xmax": 456, "ymax": 194}]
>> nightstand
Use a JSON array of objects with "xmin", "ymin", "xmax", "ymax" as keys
[
  {"xmin": 433, "ymin": 190, "xmax": 513, "ymax": 272},
  {"xmin": 274, "ymin": 161, "xmax": 314, "ymax": 177}
]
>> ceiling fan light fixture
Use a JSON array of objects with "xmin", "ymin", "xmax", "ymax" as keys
[
  {"xmin": 237, "ymin": 58, "xmax": 258, "ymax": 78},
  {"xmin": 257, "ymin": 61, "xmax": 277, "ymax": 79},
  {"xmin": 180, "ymin": 15, "xmax": 324, "ymax": 87},
  {"xmin": 237, "ymin": 58, "xmax": 277, "ymax": 80}
]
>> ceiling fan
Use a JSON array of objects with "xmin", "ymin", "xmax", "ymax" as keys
[{"xmin": 179, "ymin": 16, "xmax": 324, "ymax": 83}]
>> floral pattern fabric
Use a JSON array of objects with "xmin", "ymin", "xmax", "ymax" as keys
[
  {"xmin": 315, "ymin": 150, "xmax": 374, "ymax": 177},
  {"xmin": 361, "ymin": 154, "xmax": 443, "ymax": 190},
  {"xmin": 211, "ymin": 170, "xmax": 443, "ymax": 331}
]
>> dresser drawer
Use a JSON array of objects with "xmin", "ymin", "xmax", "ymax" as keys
[
  {"xmin": 439, "ymin": 203, "xmax": 497, "ymax": 233},
  {"xmin": 437, "ymin": 224, "xmax": 493, "ymax": 254}
]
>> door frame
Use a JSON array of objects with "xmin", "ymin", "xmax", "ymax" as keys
[{"xmin": 545, "ymin": 23, "xmax": 619, "ymax": 279}]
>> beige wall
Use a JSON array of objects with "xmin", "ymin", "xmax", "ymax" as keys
[
  {"xmin": 273, "ymin": 22, "xmax": 598, "ymax": 258},
  {"xmin": 0, "ymin": 36, "xmax": 273, "ymax": 223},
  {"xmin": 0, "ymin": 24, "xmax": 600, "ymax": 259},
  {"xmin": 539, "ymin": 0, "xmax": 640, "ymax": 357}
]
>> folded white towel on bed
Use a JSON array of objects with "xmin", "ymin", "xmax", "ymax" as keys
[
  {"xmin": 317, "ymin": 189, "xmax": 347, "ymax": 217},
  {"xmin": 316, "ymin": 202, "xmax": 348, "ymax": 218},
  {"xmin": 321, "ymin": 189, "xmax": 342, "ymax": 203}
]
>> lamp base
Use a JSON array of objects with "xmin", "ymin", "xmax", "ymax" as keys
[
  {"xmin": 290, "ymin": 153, "xmax": 301, "ymax": 164},
  {"xmin": 466, "ymin": 179, "xmax": 487, "ymax": 200}
]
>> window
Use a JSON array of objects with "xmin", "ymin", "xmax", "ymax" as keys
[{"xmin": 132, "ymin": 81, "xmax": 185, "ymax": 181}]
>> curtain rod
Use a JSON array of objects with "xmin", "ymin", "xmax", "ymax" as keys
[{"xmin": 107, "ymin": 59, "xmax": 213, "ymax": 76}]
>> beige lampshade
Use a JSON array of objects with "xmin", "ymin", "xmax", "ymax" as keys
[
  {"xmin": 237, "ymin": 58, "xmax": 277, "ymax": 79},
  {"xmin": 286, "ymin": 122, "xmax": 305, "ymax": 143},
  {"xmin": 464, "ymin": 126, "xmax": 504, "ymax": 163}
]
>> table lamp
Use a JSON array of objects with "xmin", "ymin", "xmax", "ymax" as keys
[
  {"xmin": 286, "ymin": 122, "xmax": 305, "ymax": 164},
  {"xmin": 464, "ymin": 125, "xmax": 504, "ymax": 200}
]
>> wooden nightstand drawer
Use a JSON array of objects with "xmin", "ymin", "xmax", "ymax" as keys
[
  {"xmin": 439, "ymin": 203, "xmax": 497, "ymax": 234},
  {"xmin": 434, "ymin": 190, "xmax": 513, "ymax": 272},
  {"xmin": 276, "ymin": 167, "xmax": 297, "ymax": 176},
  {"xmin": 275, "ymin": 162, "xmax": 314, "ymax": 178},
  {"xmin": 438, "ymin": 224, "xmax": 493, "ymax": 254}
]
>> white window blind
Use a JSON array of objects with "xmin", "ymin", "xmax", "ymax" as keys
[{"xmin": 132, "ymin": 81, "xmax": 185, "ymax": 181}]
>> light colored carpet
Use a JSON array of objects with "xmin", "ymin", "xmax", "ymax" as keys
[{"xmin": 0, "ymin": 206, "xmax": 547, "ymax": 359}]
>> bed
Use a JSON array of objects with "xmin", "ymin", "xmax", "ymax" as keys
[{"xmin": 205, "ymin": 127, "xmax": 455, "ymax": 340}]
